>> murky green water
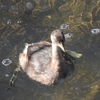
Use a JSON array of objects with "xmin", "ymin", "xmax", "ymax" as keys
[{"xmin": 0, "ymin": 0, "xmax": 100, "ymax": 100}]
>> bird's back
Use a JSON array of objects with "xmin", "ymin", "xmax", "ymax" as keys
[
  {"xmin": 19, "ymin": 41, "xmax": 74, "ymax": 85},
  {"xmin": 26, "ymin": 41, "xmax": 52, "ymax": 74}
]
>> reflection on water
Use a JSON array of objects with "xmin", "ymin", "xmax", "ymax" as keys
[{"xmin": 0, "ymin": 0, "xmax": 100, "ymax": 100}]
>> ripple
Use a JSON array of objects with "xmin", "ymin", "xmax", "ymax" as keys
[
  {"xmin": 6, "ymin": 19, "xmax": 12, "ymax": 25},
  {"xmin": 2, "ymin": 58, "xmax": 12, "ymax": 66},
  {"xmin": 26, "ymin": 2, "xmax": 33, "ymax": 10},
  {"xmin": 0, "ymin": 3, "xmax": 7, "ymax": 10},
  {"xmin": 64, "ymin": 33, "xmax": 73, "ymax": 38},
  {"xmin": 41, "ymin": 5, "xmax": 49, "ymax": 10},
  {"xmin": 91, "ymin": 28, "xmax": 100, "ymax": 34},
  {"xmin": 10, "ymin": 5, "xmax": 19, "ymax": 12},
  {"xmin": 60, "ymin": 24, "xmax": 69, "ymax": 30},
  {"xmin": 5, "ymin": 74, "xmax": 9, "ymax": 77},
  {"xmin": 16, "ymin": 20, "xmax": 22, "ymax": 24}
]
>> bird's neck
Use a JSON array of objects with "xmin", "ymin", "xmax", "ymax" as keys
[{"xmin": 51, "ymin": 43, "xmax": 61, "ymax": 68}]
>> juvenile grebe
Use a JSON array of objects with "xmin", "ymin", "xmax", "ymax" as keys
[{"xmin": 18, "ymin": 29, "xmax": 74, "ymax": 85}]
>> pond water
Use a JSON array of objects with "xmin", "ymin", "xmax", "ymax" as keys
[{"xmin": 0, "ymin": 0, "xmax": 100, "ymax": 100}]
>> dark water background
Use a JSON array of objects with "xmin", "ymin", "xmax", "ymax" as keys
[{"xmin": 0, "ymin": 0, "xmax": 100, "ymax": 100}]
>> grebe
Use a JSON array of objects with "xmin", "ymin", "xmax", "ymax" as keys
[{"xmin": 18, "ymin": 29, "xmax": 74, "ymax": 85}]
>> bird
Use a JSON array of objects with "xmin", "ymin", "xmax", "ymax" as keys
[{"xmin": 18, "ymin": 29, "xmax": 74, "ymax": 86}]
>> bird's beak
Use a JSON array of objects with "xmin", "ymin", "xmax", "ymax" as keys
[{"xmin": 58, "ymin": 42, "xmax": 65, "ymax": 52}]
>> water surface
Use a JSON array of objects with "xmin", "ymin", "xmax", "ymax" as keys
[{"xmin": 0, "ymin": 0, "xmax": 100, "ymax": 100}]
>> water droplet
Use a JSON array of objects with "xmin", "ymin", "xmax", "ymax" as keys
[
  {"xmin": 2, "ymin": 58, "xmax": 12, "ymax": 66},
  {"xmin": 91, "ymin": 28, "xmax": 100, "ymax": 34},
  {"xmin": 64, "ymin": 33, "xmax": 73, "ymax": 38},
  {"xmin": 60, "ymin": 24, "xmax": 69, "ymax": 30}
]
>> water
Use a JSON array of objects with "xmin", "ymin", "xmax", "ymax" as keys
[
  {"xmin": 2, "ymin": 58, "xmax": 12, "ymax": 66},
  {"xmin": 0, "ymin": 0, "xmax": 100, "ymax": 100}
]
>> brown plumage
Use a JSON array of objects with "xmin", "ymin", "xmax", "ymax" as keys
[{"xmin": 19, "ymin": 29, "xmax": 74, "ymax": 85}]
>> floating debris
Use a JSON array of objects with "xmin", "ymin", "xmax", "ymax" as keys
[
  {"xmin": 64, "ymin": 33, "xmax": 73, "ymax": 38},
  {"xmin": 2, "ymin": 58, "xmax": 12, "ymax": 66},
  {"xmin": 60, "ymin": 24, "xmax": 69, "ymax": 30},
  {"xmin": 91, "ymin": 28, "xmax": 100, "ymax": 34}
]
